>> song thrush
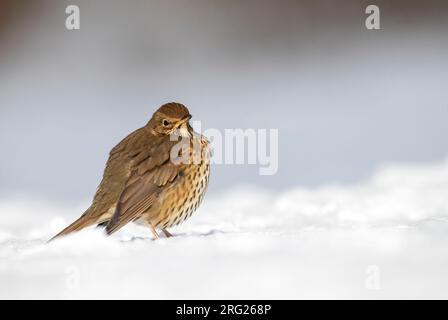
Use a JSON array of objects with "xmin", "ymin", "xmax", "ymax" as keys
[{"xmin": 51, "ymin": 102, "xmax": 210, "ymax": 240}]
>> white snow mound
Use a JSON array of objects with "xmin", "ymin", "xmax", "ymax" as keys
[{"xmin": 1, "ymin": 160, "xmax": 448, "ymax": 299}]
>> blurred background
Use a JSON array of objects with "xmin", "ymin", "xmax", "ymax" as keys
[{"xmin": 1, "ymin": 0, "xmax": 447, "ymax": 206}]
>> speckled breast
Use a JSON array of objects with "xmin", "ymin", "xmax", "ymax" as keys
[{"xmin": 151, "ymin": 135, "xmax": 210, "ymax": 229}]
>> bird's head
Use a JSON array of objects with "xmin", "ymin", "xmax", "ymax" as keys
[{"xmin": 148, "ymin": 102, "xmax": 192, "ymax": 136}]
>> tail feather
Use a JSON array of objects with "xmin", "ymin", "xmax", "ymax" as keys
[{"xmin": 48, "ymin": 212, "xmax": 95, "ymax": 242}]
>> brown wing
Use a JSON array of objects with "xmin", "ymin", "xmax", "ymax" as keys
[
  {"xmin": 83, "ymin": 127, "xmax": 150, "ymax": 221},
  {"xmin": 50, "ymin": 127, "xmax": 171, "ymax": 241},
  {"xmin": 105, "ymin": 141, "xmax": 184, "ymax": 235}
]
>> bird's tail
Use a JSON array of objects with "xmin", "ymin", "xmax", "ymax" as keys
[{"xmin": 48, "ymin": 211, "xmax": 95, "ymax": 242}]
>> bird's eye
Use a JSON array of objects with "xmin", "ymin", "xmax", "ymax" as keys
[{"xmin": 162, "ymin": 119, "xmax": 170, "ymax": 127}]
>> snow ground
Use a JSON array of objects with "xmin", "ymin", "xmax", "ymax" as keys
[{"xmin": 1, "ymin": 160, "xmax": 448, "ymax": 299}]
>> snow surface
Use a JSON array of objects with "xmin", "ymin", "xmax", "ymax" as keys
[{"xmin": 1, "ymin": 160, "xmax": 448, "ymax": 299}]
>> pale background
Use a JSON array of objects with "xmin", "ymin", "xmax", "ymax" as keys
[
  {"xmin": 1, "ymin": 0, "xmax": 448, "ymax": 299},
  {"xmin": 1, "ymin": 0, "xmax": 447, "ymax": 204}
]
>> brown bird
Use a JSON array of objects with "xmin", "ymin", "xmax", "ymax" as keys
[{"xmin": 50, "ymin": 102, "xmax": 210, "ymax": 240}]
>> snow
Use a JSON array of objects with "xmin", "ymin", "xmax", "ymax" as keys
[{"xmin": 1, "ymin": 160, "xmax": 448, "ymax": 299}]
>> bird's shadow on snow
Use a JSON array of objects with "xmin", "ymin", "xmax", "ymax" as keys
[{"xmin": 121, "ymin": 229, "xmax": 233, "ymax": 243}]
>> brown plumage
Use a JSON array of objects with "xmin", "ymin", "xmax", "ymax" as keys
[{"xmin": 50, "ymin": 102, "xmax": 210, "ymax": 241}]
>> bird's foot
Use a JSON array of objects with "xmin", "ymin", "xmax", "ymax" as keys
[
  {"xmin": 148, "ymin": 223, "xmax": 160, "ymax": 240},
  {"xmin": 162, "ymin": 228, "xmax": 173, "ymax": 238}
]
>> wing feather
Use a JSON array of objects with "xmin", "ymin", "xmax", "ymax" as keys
[{"xmin": 105, "ymin": 140, "xmax": 184, "ymax": 235}]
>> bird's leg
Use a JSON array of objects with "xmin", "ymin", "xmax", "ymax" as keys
[
  {"xmin": 96, "ymin": 221, "xmax": 109, "ymax": 228},
  {"xmin": 147, "ymin": 223, "xmax": 160, "ymax": 240},
  {"xmin": 162, "ymin": 228, "xmax": 173, "ymax": 238}
]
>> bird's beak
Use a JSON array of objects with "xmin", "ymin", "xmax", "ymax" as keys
[{"xmin": 177, "ymin": 115, "xmax": 192, "ymax": 126}]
